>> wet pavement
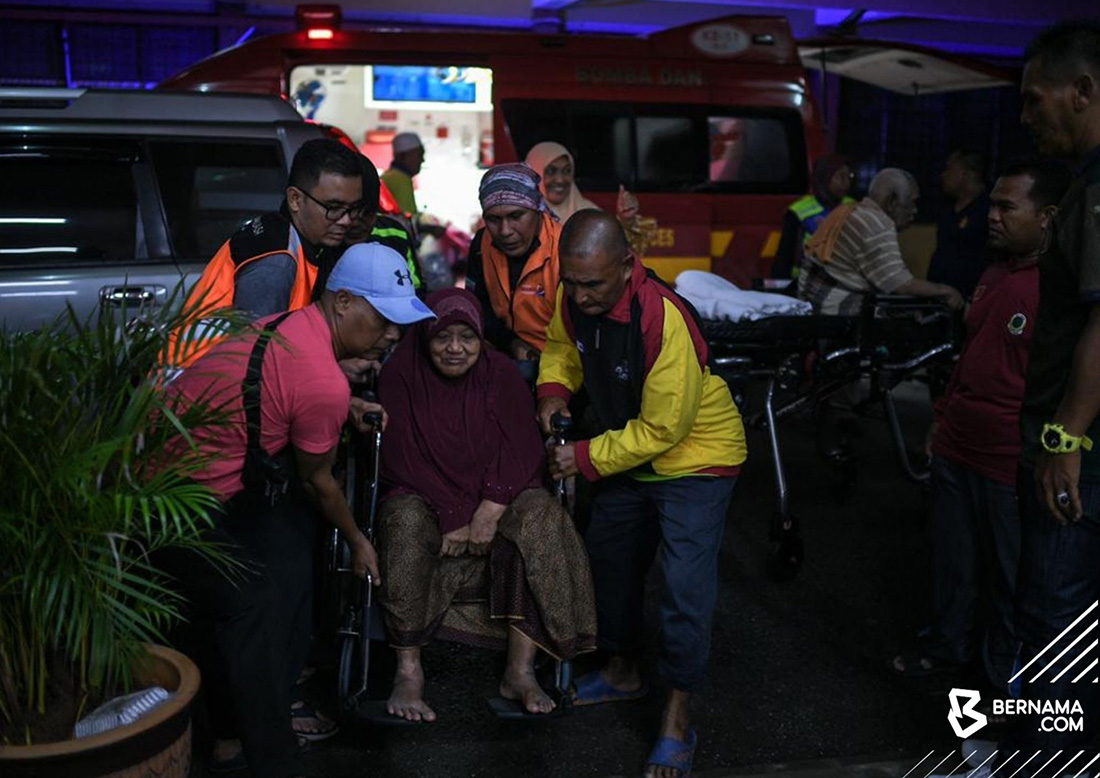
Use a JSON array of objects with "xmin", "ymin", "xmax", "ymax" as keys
[{"xmin": 196, "ymin": 380, "xmax": 982, "ymax": 777}]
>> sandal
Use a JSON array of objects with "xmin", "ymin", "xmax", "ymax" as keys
[
  {"xmin": 888, "ymin": 650, "xmax": 959, "ymax": 678},
  {"xmin": 645, "ymin": 727, "xmax": 696, "ymax": 777},
  {"xmin": 290, "ymin": 699, "xmax": 340, "ymax": 741},
  {"xmin": 571, "ymin": 671, "xmax": 649, "ymax": 707}
]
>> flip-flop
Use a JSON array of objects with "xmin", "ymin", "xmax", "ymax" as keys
[
  {"xmin": 290, "ymin": 700, "xmax": 340, "ymax": 741},
  {"xmin": 571, "ymin": 671, "xmax": 649, "ymax": 707},
  {"xmin": 645, "ymin": 727, "xmax": 696, "ymax": 777}
]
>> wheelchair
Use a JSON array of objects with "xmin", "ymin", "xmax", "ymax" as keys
[{"xmin": 328, "ymin": 396, "xmax": 576, "ymax": 721}]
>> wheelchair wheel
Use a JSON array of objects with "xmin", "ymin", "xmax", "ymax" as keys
[
  {"xmin": 767, "ymin": 513, "xmax": 804, "ymax": 583},
  {"xmin": 337, "ymin": 632, "xmax": 359, "ymax": 710}
]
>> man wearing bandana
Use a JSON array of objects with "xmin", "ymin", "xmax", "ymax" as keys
[{"xmin": 465, "ymin": 163, "xmax": 565, "ymax": 361}]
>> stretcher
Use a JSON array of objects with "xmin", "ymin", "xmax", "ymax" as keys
[{"xmin": 702, "ymin": 295, "xmax": 959, "ymax": 581}]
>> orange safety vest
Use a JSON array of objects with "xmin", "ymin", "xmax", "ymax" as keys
[
  {"xmin": 480, "ymin": 212, "xmax": 561, "ymax": 351},
  {"xmin": 168, "ymin": 213, "xmax": 317, "ymax": 369}
]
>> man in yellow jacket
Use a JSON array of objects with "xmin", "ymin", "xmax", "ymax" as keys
[{"xmin": 538, "ymin": 210, "xmax": 746, "ymax": 778}]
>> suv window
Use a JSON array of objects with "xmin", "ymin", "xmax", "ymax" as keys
[
  {"xmin": 0, "ymin": 149, "xmax": 139, "ymax": 266},
  {"xmin": 503, "ymin": 100, "xmax": 807, "ymax": 194},
  {"xmin": 150, "ymin": 141, "xmax": 285, "ymax": 258}
]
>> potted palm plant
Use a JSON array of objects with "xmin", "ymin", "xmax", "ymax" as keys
[{"xmin": 0, "ymin": 293, "xmax": 245, "ymax": 776}]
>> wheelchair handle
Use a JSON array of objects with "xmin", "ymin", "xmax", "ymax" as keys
[
  {"xmin": 364, "ymin": 411, "xmax": 384, "ymax": 427},
  {"xmin": 550, "ymin": 412, "xmax": 573, "ymax": 435}
]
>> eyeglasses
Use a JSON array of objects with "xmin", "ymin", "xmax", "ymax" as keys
[{"xmin": 295, "ymin": 187, "xmax": 367, "ymax": 222}]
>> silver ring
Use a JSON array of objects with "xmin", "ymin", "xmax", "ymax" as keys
[{"xmin": 1057, "ymin": 491, "xmax": 1071, "ymax": 508}]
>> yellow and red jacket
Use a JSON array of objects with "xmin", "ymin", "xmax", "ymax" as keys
[
  {"xmin": 537, "ymin": 260, "xmax": 747, "ymax": 481},
  {"xmin": 478, "ymin": 212, "xmax": 561, "ymax": 351},
  {"xmin": 169, "ymin": 212, "xmax": 316, "ymax": 368}
]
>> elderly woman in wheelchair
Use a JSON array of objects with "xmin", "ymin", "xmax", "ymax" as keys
[{"xmin": 375, "ymin": 288, "xmax": 596, "ymax": 722}]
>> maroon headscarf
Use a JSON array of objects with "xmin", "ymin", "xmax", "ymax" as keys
[{"xmin": 378, "ymin": 288, "xmax": 544, "ymax": 534}]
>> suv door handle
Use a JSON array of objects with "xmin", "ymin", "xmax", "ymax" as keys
[{"xmin": 99, "ymin": 285, "xmax": 163, "ymax": 307}]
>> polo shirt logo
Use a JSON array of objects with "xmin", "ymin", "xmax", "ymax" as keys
[{"xmin": 1007, "ymin": 313, "xmax": 1027, "ymax": 335}]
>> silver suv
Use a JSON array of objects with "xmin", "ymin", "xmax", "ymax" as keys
[{"xmin": 0, "ymin": 88, "xmax": 324, "ymax": 331}]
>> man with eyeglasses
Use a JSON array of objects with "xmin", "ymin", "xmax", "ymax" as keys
[{"xmin": 174, "ymin": 138, "xmax": 366, "ymax": 368}]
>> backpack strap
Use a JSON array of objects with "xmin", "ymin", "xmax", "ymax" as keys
[{"xmin": 241, "ymin": 311, "xmax": 294, "ymax": 501}]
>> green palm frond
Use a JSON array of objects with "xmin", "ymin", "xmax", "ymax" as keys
[{"xmin": 0, "ymin": 282, "xmax": 255, "ymax": 737}]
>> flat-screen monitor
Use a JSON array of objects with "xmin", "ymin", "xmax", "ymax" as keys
[{"xmin": 364, "ymin": 65, "xmax": 492, "ymax": 112}]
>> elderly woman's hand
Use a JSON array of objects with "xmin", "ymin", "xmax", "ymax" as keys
[
  {"xmin": 440, "ymin": 526, "xmax": 470, "ymax": 557},
  {"xmin": 468, "ymin": 500, "xmax": 507, "ymax": 555},
  {"xmin": 547, "ymin": 443, "xmax": 579, "ymax": 480}
]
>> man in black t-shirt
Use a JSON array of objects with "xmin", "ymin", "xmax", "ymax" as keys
[{"xmin": 927, "ymin": 149, "xmax": 991, "ymax": 300}]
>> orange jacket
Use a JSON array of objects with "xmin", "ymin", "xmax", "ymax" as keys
[
  {"xmin": 479, "ymin": 213, "xmax": 561, "ymax": 351},
  {"xmin": 169, "ymin": 213, "xmax": 316, "ymax": 369}
]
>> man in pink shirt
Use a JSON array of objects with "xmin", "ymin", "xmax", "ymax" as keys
[
  {"xmin": 167, "ymin": 243, "xmax": 433, "ymax": 778},
  {"xmin": 890, "ymin": 160, "xmax": 1069, "ymax": 692}
]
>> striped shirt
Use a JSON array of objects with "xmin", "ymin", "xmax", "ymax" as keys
[{"xmin": 799, "ymin": 198, "xmax": 913, "ymax": 315}]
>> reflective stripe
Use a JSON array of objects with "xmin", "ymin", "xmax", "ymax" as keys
[{"xmin": 788, "ymin": 195, "xmax": 824, "ymax": 221}]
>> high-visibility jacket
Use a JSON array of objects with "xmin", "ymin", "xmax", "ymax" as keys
[
  {"xmin": 168, "ymin": 212, "xmax": 317, "ymax": 369},
  {"xmin": 478, "ymin": 212, "xmax": 561, "ymax": 352},
  {"xmin": 371, "ymin": 214, "xmax": 421, "ymax": 289},
  {"xmin": 788, "ymin": 195, "xmax": 857, "ymax": 244}
]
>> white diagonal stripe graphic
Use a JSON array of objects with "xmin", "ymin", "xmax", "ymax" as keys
[
  {"xmin": 1011, "ymin": 602, "xmax": 1098, "ymax": 683},
  {"xmin": 1071, "ymin": 656, "xmax": 1098, "ymax": 684},
  {"xmin": 1028, "ymin": 750, "xmax": 1065, "ymax": 778},
  {"xmin": 1072, "ymin": 753, "xmax": 1100, "ymax": 778},
  {"xmin": 923, "ymin": 752, "xmax": 956, "ymax": 778},
  {"xmin": 988, "ymin": 750, "xmax": 1019, "ymax": 777},
  {"xmin": 1032, "ymin": 623, "xmax": 1097, "ymax": 682},
  {"xmin": 1051, "ymin": 638, "xmax": 1098, "ymax": 683},
  {"xmin": 967, "ymin": 750, "xmax": 998, "ymax": 777},
  {"xmin": 935, "ymin": 752, "xmax": 977, "ymax": 778},
  {"xmin": 1007, "ymin": 751, "xmax": 1042, "ymax": 778},
  {"xmin": 1056, "ymin": 750, "xmax": 1085, "ymax": 776},
  {"xmin": 902, "ymin": 750, "xmax": 936, "ymax": 778}
]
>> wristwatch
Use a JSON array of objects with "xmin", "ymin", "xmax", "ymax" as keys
[{"xmin": 1041, "ymin": 423, "xmax": 1094, "ymax": 454}]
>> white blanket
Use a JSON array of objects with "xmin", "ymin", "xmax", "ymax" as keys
[{"xmin": 675, "ymin": 270, "xmax": 812, "ymax": 322}]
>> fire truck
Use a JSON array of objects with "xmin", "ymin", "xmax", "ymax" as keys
[{"xmin": 161, "ymin": 4, "xmax": 828, "ymax": 286}]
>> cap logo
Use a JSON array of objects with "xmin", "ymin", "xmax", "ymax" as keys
[{"xmin": 394, "ymin": 268, "xmax": 411, "ymax": 286}]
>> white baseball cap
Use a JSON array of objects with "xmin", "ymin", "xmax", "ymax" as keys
[{"xmin": 325, "ymin": 244, "xmax": 434, "ymax": 325}]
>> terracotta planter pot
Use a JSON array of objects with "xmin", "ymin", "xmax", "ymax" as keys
[{"xmin": 0, "ymin": 644, "xmax": 200, "ymax": 778}]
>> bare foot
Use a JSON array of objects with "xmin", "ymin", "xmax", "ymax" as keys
[
  {"xmin": 386, "ymin": 664, "xmax": 437, "ymax": 722},
  {"xmin": 500, "ymin": 667, "xmax": 556, "ymax": 715}
]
